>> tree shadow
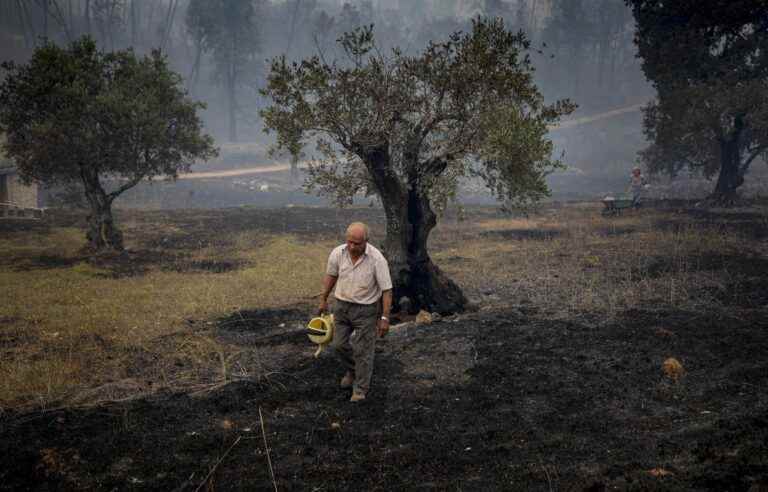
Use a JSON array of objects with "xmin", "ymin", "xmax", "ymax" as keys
[
  {"xmin": 129, "ymin": 207, "xmax": 389, "ymax": 251},
  {"xmin": 6, "ymin": 254, "xmax": 82, "ymax": 271},
  {"xmin": 85, "ymin": 249, "xmax": 183, "ymax": 278},
  {"xmin": 597, "ymin": 225, "xmax": 638, "ymax": 237},
  {"xmin": 160, "ymin": 258, "xmax": 243, "ymax": 274},
  {"xmin": 479, "ymin": 228, "xmax": 564, "ymax": 241},
  {"xmin": 650, "ymin": 201, "xmax": 768, "ymax": 240},
  {"xmin": 0, "ymin": 220, "xmax": 49, "ymax": 234},
  {"xmin": 635, "ymin": 252, "xmax": 768, "ymax": 286},
  {"xmin": 89, "ymin": 250, "xmax": 250, "ymax": 278}
]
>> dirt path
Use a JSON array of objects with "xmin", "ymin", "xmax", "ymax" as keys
[
  {"xmin": 549, "ymin": 102, "xmax": 645, "ymax": 131},
  {"xmin": 181, "ymin": 102, "xmax": 646, "ymax": 181},
  {"xmin": 177, "ymin": 162, "xmax": 300, "ymax": 180}
]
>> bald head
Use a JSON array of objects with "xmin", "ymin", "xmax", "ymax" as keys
[
  {"xmin": 345, "ymin": 222, "xmax": 369, "ymax": 258},
  {"xmin": 346, "ymin": 222, "xmax": 369, "ymax": 241}
]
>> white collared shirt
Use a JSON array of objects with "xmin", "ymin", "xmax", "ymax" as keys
[{"xmin": 326, "ymin": 243, "xmax": 393, "ymax": 305}]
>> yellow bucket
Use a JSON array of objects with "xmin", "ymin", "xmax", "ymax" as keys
[{"xmin": 307, "ymin": 314, "xmax": 334, "ymax": 356}]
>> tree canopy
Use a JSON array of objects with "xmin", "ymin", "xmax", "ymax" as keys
[
  {"xmin": 627, "ymin": 0, "xmax": 768, "ymax": 203},
  {"xmin": 261, "ymin": 19, "xmax": 574, "ymax": 314},
  {"xmin": 0, "ymin": 36, "xmax": 217, "ymax": 250}
]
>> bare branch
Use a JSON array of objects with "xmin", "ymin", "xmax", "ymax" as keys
[{"xmin": 742, "ymin": 144, "xmax": 768, "ymax": 173}]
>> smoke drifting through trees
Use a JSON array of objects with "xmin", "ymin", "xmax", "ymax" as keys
[
  {"xmin": 627, "ymin": 0, "xmax": 768, "ymax": 205},
  {"xmin": 0, "ymin": 1, "xmax": 647, "ymax": 136}
]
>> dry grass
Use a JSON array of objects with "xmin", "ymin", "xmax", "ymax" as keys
[
  {"xmin": 0, "ymin": 221, "xmax": 332, "ymax": 410},
  {"xmin": 433, "ymin": 202, "xmax": 757, "ymax": 319},
  {"xmin": 1, "ymin": 201, "xmax": 765, "ymax": 411}
]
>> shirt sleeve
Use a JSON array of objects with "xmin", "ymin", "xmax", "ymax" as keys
[
  {"xmin": 326, "ymin": 248, "xmax": 340, "ymax": 276},
  {"xmin": 375, "ymin": 255, "xmax": 393, "ymax": 291}
]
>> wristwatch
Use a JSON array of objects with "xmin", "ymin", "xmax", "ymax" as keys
[{"xmin": 380, "ymin": 316, "xmax": 389, "ymax": 321}]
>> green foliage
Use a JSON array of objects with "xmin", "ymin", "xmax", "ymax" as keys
[
  {"xmin": 642, "ymin": 79, "xmax": 768, "ymax": 179},
  {"xmin": 261, "ymin": 18, "xmax": 575, "ymax": 209},
  {"xmin": 627, "ymin": 0, "xmax": 768, "ymax": 193},
  {"xmin": 0, "ymin": 36, "xmax": 216, "ymax": 249},
  {"xmin": 0, "ymin": 36, "xmax": 217, "ymax": 189},
  {"xmin": 475, "ymin": 102, "xmax": 570, "ymax": 207}
]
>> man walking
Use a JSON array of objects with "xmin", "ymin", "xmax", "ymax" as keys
[{"xmin": 318, "ymin": 222, "xmax": 393, "ymax": 402}]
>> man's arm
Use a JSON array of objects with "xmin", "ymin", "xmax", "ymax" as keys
[
  {"xmin": 377, "ymin": 289, "xmax": 392, "ymax": 337},
  {"xmin": 318, "ymin": 274, "xmax": 337, "ymax": 315}
]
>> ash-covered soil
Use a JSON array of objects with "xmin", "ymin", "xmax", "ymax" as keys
[
  {"xmin": 2, "ymin": 202, "xmax": 768, "ymax": 491},
  {"xmin": 2, "ymin": 304, "xmax": 768, "ymax": 491}
]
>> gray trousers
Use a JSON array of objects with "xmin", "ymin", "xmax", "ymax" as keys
[{"xmin": 331, "ymin": 300, "xmax": 380, "ymax": 395}]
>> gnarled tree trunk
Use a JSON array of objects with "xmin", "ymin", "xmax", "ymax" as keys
[
  {"xmin": 227, "ymin": 67, "xmax": 237, "ymax": 143},
  {"xmin": 364, "ymin": 146, "xmax": 468, "ymax": 315},
  {"xmin": 710, "ymin": 117, "xmax": 745, "ymax": 206},
  {"xmin": 80, "ymin": 168, "xmax": 123, "ymax": 251}
]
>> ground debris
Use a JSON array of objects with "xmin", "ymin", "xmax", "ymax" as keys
[
  {"xmin": 3, "ymin": 203, "xmax": 768, "ymax": 490},
  {"xmin": 662, "ymin": 357, "xmax": 685, "ymax": 381}
]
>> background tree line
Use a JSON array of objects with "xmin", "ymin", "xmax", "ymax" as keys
[{"xmin": 0, "ymin": 0, "xmax": 647, "ymax": 148}]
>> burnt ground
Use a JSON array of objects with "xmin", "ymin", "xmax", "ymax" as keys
[{"xmin": 2, "ymin": 204, "xmax": 768, "ymax": 491}]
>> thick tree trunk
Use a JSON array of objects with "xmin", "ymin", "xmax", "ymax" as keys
[
  {"xmin": 227, "ymin": 65, "xmax": 237, "ymax": 143},
  {"xmin": 386, "ymin": 192, "xmax": 468, "ymax": 315},
  {"xmin": 130, "ymin": 0, "xmax": 137, "ymax": 47},
  {"xmin": 42, "ymin": 0, "xmax": 48, "ymax": 39},
  {"xmin": 710, "ymin": 118, "xmax": 745, "ymax": 206},
  {"xmin": 290, "ymin": 155, "xmax": 299, "ymax": 184},
  {"xmin": 80, "ymin": 169, "xmax": 123, "ymax": 251},
  {"xmin": 364, "ymin": 147, "xmax": 468, "ymax": 315},
  {"xmin": 188, "ymin": 43, "xmax": 202, "ymax": 95},
  {"xmin": 285, "ymin": 0, "xmax": 302, "ymax": 58},
  {"xmin": 84, "ymin": 0, "xmax": 91, "ymax": 35},
  {"xmin": 85, "ymin": 201, "xmax": 123, "ymax": 251}
]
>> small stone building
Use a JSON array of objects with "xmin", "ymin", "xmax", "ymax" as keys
[{"xmin": 0, "ymin": 165, "xmax": 41, "ymax": 217}]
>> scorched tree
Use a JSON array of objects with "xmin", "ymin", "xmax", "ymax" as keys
[{"xmin": 261, "ymin": 19, "xmax": 574, "ymax": 314}]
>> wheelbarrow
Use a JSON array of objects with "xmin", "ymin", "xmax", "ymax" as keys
[{"xmin": 601, "ymin": 195, "xmax": 635, "ymax": 216}]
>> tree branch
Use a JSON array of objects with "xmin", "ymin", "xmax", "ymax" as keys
[
  {"xmin": 741, "ymin": 144, "xmax": 768, "ymax": 174},
  {"xmin": 419, "ymin": 85, "xmax": 449, "ymax": 141},
  {"xmin": 49, "ymin": 0, "xmax": 73, "ymax": 42},
  {"xmin": 421, "ymin": 156, "xmax": 448, "ymax": 178},
  {"xmin": 107, "ymin": 173, "xmax": 143, "ymax": 202}
]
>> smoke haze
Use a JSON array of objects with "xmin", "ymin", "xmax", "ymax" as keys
[{"xmin": 1, "ymin": 0, "xmax": 660, "ymax": 207}]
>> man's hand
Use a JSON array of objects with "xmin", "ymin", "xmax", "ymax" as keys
[
  {"xmin": 378, "ymin": 290, "xmax": 392, "ymax": 338},
  {"xmin": 377, "ymin": 317, "xmax": 390, "ymax": 338},
  {"xmin": 318, "ymin": 299, "xmax": 328, "ymax": 316},
  {"xmin": 318, "ymin": 275, "xmax": 337, "ymax": 316}
]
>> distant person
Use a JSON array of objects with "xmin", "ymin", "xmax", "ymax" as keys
[
  {"xmin": 629, "ymin": 166, "xmax": 648, "ymax": 207},
  {"xmin": 318, "ymin": 222, "xmax": 393, "ymax": 402}
]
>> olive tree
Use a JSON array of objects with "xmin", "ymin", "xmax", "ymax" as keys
[
  {"xmin": 627, "ymin": 0, "xmax": 768, "ymax": 205},
  {"xmin": 0, "ymin": 36, "xmax": 217, "ymax": 251},
  {"xmin": 261, "ymin": 19, "xmax": 574, "ymax": 314}
]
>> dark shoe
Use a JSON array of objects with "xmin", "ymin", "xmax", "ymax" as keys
[{"xmin": 340, "ymin": 372, "xmax": 354, "ymax": 389}]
